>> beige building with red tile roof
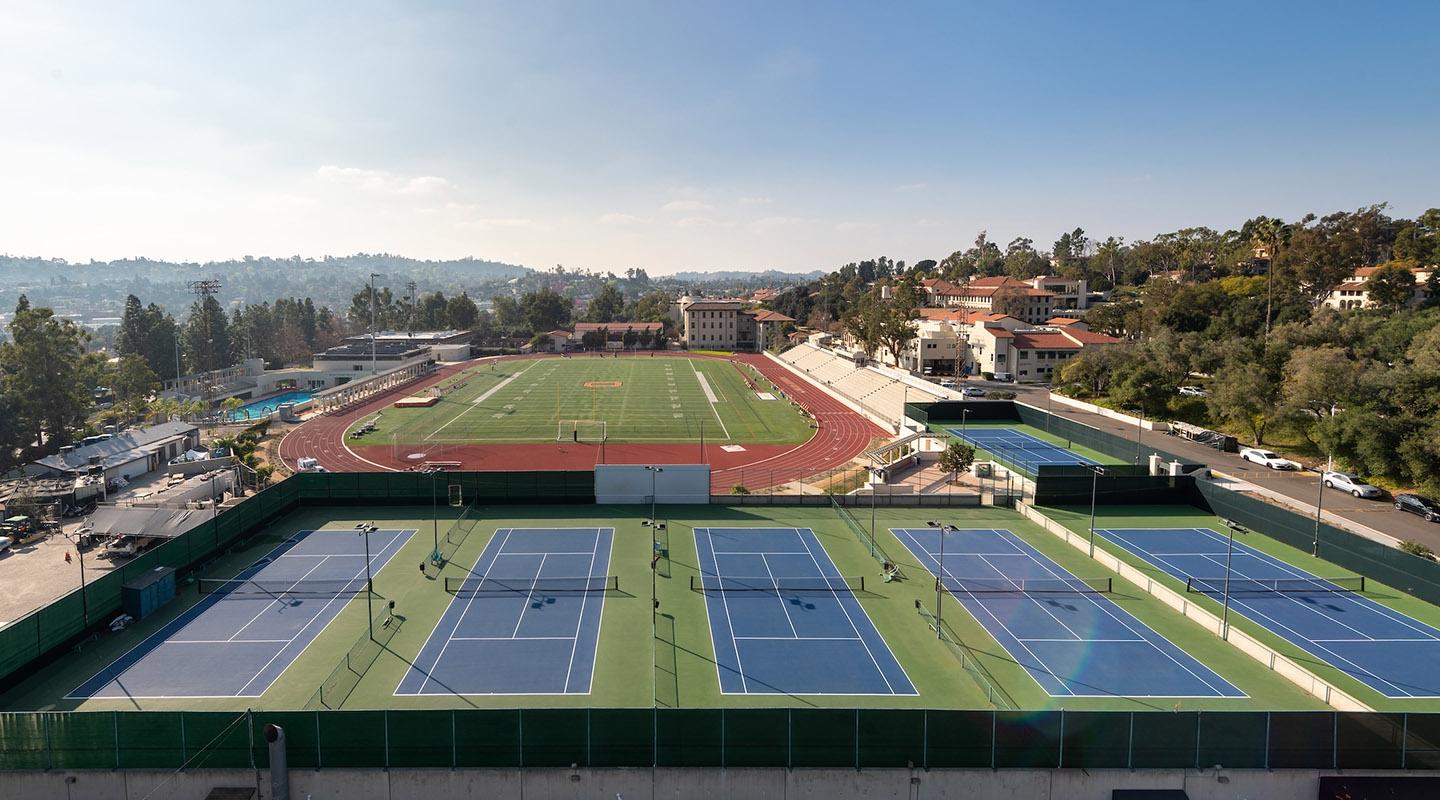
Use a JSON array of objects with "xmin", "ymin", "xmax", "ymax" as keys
[{"xmin": 1322, "ymin": 265, "xmax": 1434, "ymax": 310}]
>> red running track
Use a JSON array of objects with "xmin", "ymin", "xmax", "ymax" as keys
[{"xmin": 277, "ymin": 352, "xmax": 885, "ymax": 493}]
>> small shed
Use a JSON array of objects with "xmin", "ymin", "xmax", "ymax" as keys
[{"xmin": 122, "ymin": 566, "xmax": 177, "ymax": 620}]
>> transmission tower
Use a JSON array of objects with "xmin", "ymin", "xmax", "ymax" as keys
[{"xmin": 186, "ymin": 280, "xmax": 223, "ymax": 397}]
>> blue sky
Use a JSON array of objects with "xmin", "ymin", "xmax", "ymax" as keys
[{"xmin": 1, "ymin": 2, "xmax": 1436, "ymax": 273}]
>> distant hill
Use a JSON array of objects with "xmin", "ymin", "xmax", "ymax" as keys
[{"xmin": 667, "ymin": 269, "xmax": 825, "ymax": 283}]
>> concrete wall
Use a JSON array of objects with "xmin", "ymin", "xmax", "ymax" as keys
[
  {"xmin": 1, "ymin": 767, "xmax": 1426, "ymax": 800},
  {"xmin": 595, "ymin": 464, "xmax": 710, "ymax": 504}
]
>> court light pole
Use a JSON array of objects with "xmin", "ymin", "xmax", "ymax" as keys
[
  {"xmin": 1312, "ymin": 469, "xmax": 1325, "ymax": 558},
  {"xmin": 1220, "ymin": 519, "xmax": 1249, "ymax": 641},
  {"xmin": 360, "ymin": 523, "xmax": 375, "ymax": 639},
  {"xmin": 927, "ymin": 521, "xmax": 958, "ymax": 639},
  {"xmin": 431, "ymin": 470, "xmax": 440, "ymax": 562},
  {"xmin": 1130, "ymin": 408, "xmax": 1145, "ymax": 465},
  {"xmin": 1086, "ymin": 465, "xmax": 1107, "ymax": 557},
  {"xmin": 645, "ymin": 466, "xmax": 664, "ymax": 526}
]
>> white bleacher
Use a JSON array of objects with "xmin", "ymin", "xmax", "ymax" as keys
[{"xmin": 779, "ymin": 343, "xmax": 946, "ymax": 429}]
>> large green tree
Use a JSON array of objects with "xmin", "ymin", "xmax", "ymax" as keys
[
  {"xmin": 521, "ymin": 288, "xmax": 571, "ymax": 333},
  {"xmin": 585, "ymin": 283, "xmax": 625, "ymax": 323},
  {"xmin": 0, "ymin": 296, "xmax": 91, "ymax": 451},
  {"xmin": 1366, "ymin": 263, "xmax": 1417, "ymax": 310},
  {"xmin": 182, "ymin": 294, "xmax": 232, "ymax": 373}
]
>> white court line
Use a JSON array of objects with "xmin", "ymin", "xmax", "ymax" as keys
[
  {"xmin": 226, "ymin": 556, "xmax": 335, "ymax": 642},
  {"xmin": 735, "ymin": 635, "xmax": 862, "ymax": 641},
  {"xmin": 760, "ymin": 554, "xmax": 800, "ymax": 638},
  {"xmin": 897, "ymin": 527, "xmax": 1071, "ymax": 697},
  {"xmin": 452, "ymin": 636, "xmax": 576, "ymax": 641},
  {"xmin": 795, "ymin": 528, "xmax": 903, "ymax": 695},
  {"xmin": 992, "ymin": 529, "xmax": 1237, "ymax": 697},
  {"xmin": 415, "ymin": 527, "xmax": 517, "ymax": 695},
  {"xmin": 166, "ymin": 639, "xmax": 295, "ymax": 644},
  {"xmin": 563, "ymin": 528, "xmax": 603, "ymax": 691},
  {"xmin": 706, "ymin": 528, "xmax": 750, "ymax": 693},
  {"xmin": 232, "ymin": 529, "xmax": 412, "ymax": 697},
  {"xmin": 509, "ymin": 554, "xmax": 549, "ymax": 638}
]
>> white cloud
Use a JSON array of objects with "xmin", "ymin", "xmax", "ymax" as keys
[
  {"xmin": 751, "ymin": 216, "xmax": 814, "ymax": 231},
  {"xmin": 316, "ymin": 165, "xmax": 455, "ymax": 196},
  {"xmin": 662, "ymin": 199, "xmax": 712, "ymax": 212},
  {"xmin": 675, "ymin": 216, "xmax": 722, "ymax": 228},
  {"xmin": 400, "ymin": 175, "xmax": 454, "ymax": 194},
  {"xmin": 598, "ymin": 212, "xmax": 649, "ymax": 225}
]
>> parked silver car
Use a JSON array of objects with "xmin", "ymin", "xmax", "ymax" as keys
[{"xmin": 1322, "ymin": 471, "xmax": 1383, "ymax": 498}]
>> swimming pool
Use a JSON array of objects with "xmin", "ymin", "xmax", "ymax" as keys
[{"xmin": 227, "ymin": 390, "xmax": 313, "ymax": 421}]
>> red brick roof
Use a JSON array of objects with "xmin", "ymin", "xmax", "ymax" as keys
[
  {"xmin": 749, "ymin": 309, "xmax": 794, "ymax": 322},
  {"xmin": 1011, "ymin": 332, "xmax": 1083, "ymax": 349}
]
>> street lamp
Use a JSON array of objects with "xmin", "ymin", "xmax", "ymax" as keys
[
  {"xmin": 1086, "ymin": 465, "xmax": 1107, "ymax": 557},
  {"xmin": 927, "ymin": 521, "xmax": 958, "ymax": 639},
  {"xmin": 1220, "ymin": 519, "xmax": 1249, "ymax": 640},
  {"xmin": 63, "ymin": 531, "xmax": 90, "ymax": 626},
  {"xmin": 369, "ymin": 273, "xmax": 386, "ymax": 375},
  {"xmin": 1130, "ymin": 407, "xmax": 1145, "ymax": 465},
  {"xmin": 960, "ymin": 408, "xmax": 971, "ymax": 438}
]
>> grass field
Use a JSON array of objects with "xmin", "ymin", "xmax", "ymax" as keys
[
  {"xmin": 2, "ymin": 502, "xmax": 1335, "ymax": 713},
  {"xmin": 1039, "ymin": 504, "xmax": 1440, "ymax": 712},
  {"xmin": 349, "ymin": 355, "xmax": 814, "ymax": 445}
]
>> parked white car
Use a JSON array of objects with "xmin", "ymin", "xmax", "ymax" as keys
[
  {"xmin": 1239, "ymin": 448, "xmax": 1300, "ymax": 470},
  {"xmin": 1322, "ymin": 471, "xmax": 1383, "ymax": 498},
  {"xmin": 1178, "ymin": 386, "xmax": 1208, "ymax": 397},
  {"xmin": 961, "ymin": 386, "xmax": 987, "ymax": 397}
]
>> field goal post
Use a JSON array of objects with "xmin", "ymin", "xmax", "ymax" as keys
[
  {"xmin": 556, "ymin": 419, "xmax": 607, "ymax": 442},
  {"xmin": 448, "ymin": 484, "xmax": 464, "ymax": 507}
]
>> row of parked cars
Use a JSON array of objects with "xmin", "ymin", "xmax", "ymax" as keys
[{"xmin": 1237, "ymin": 447, "xmax": 1440, "ymax": 522}]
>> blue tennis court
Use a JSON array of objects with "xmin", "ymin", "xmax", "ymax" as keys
[
  {"xmin": 892, "ymin": 527, "xmax": 1243, "ymax": 698},
  {"xmin": 395, "ymin": 527, "xmax": 614, "ymax": 696},
  {"xmin": 68, "ymin": 528, "xmax": 413, "ymax": 699},
  {"xmin": 946, "ymin": 427, "xmax": 1098, "ymax": 466},
  {"xmin": 1094, "ymin": 527, "xmax": 1440, "ymax": 698},
  {"xmin": 695, "ymin": 527, "xmax": 915, "ymax": 695}
]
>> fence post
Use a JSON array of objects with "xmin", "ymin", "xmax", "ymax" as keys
[
  {"xmin": 1057, "ymin": 709, "xmax": 1064, "ymax": 768},
  {"xmin": 452, "ymin": 710, "xmax": 457, "ymax": 769},
  {"xmin": 315, "ymin": 710, "xmax": 322, "ymax": 769},
  {"xmin": 1401, "ymin": 713, "xmax": 1408, "ymax": 769}
]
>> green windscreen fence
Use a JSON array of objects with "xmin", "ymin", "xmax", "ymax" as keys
[
  {"xmin": 1192, "ymin": 479, "xmax": 1440, "ymax": 608},
  {"xmin": 4, "ymin": 709, "xmax": 1440, "ymax": 771}
]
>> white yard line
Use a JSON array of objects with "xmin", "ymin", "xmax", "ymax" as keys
[{"xmin": 690, "ymin": 362, "xmax": 730, "ymax": 439}]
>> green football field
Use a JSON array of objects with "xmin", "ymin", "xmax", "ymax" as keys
[
  {"xmin": 6, "ymin": 502, "xmax": 1332, "ymax": 714},
  {"xmin": 351, "ymin": 356, "xmax": 814, "ymax": 445}
]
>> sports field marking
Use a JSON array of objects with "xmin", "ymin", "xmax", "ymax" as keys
[
  {"xmin": 691, "ymin": 361, "xmax": 730, "ymax": 439},
  {"xmin": 428, "ymin": 362, "xmax": 536, "ymax": 439},
  {"xmin": 395, "ymin": 527, "xmax": 614, "ymax": 696},
  {"xmin": 1093, "ymin": 527, "xmax": 1440, "ymax": 698},
  {"xmin": 892, "ymin": 527, "xmax": 1243, "ymax": 698},
  {"xmin": 694, "ymin": 527, "xmax": 916, "ymax": 696},
  {"xmin": 67, "ymin": 529, "xmax": 413, "ymax": 700}
]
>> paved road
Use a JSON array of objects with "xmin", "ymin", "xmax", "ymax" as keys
[{"xmin": 976, "ymin": 381, "xmax": 1440, "ymax": 554}]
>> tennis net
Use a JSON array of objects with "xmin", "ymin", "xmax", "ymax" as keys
[
  {"xmin": 954, "ymin": 433, "xmax": 1068, "ymax": 451},
  {"xmin": 936, "ymin": 576, "xmax": 1111, "ymax": 594},
  {"xmin": 1185, "ymin": 576, "xmax": 1366, "ymax": 594},
  {"xmin": 690, "ymin": 575, "xmax": 866, "ymax": 593},
  {"xmin": 198, "ymin": 578, "xmax": 369, "ymax": 597},
  {"xmin": 444, "ymin": 575, "xmax": 619, "ymax": 594}
]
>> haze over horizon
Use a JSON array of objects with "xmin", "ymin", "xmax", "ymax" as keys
[{"xmin": 2, "ymin": 1, "xmax": 1437, "ymax": 275}]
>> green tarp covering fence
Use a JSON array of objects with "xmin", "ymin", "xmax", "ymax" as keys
[{"xmin": 2, "ymin": 709, "xmax": 1438, "ymax": 771}]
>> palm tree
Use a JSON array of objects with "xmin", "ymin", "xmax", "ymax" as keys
[
  {"xmin": 1251, "ymin": 216, "xmax": 1292, "ymax": 339},
  {"xmin": 220, "ymin": 397, "xmax": 245, "ymax": 422}
]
